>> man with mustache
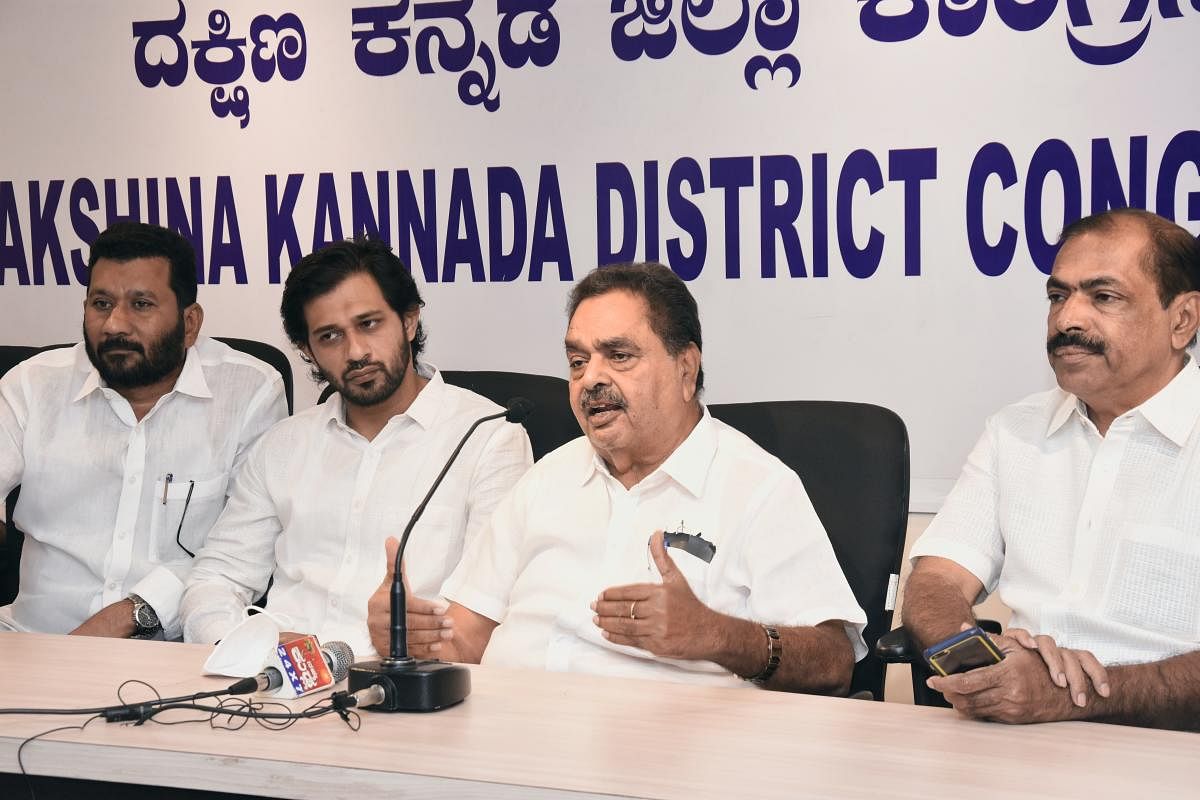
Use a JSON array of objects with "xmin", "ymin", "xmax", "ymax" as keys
[
  {"xmin": 385, "ymin": 262, "xmax": 865, "ymax": 691},
  {"xmin": 0, "ymin": 221, "xmax": 287, "ymax": 637},
  {"xmin": 903, "ymin": 208, "xmax": 1200, "ymax": 730},
  {"xmin": 180, "ymin": 238, "xmax": 532, "ymax": 658}
]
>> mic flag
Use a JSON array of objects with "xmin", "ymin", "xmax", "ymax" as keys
[{"xmin": 266, "ymin": 635, "xmax": 343, "ymax": 699}]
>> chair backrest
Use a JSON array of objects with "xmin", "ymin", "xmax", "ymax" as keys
[
  {"xmin": 214, "ymin": 336, "xmax": 294, "ymax": 415},
  {"xmin": 706, "ymin": 400, "xmax": 910, "ymax": 701},
  {"xmin": 440, "ymin": 371, "xmax": 580, "ymax": 461},
  {"xmin": 318, "ymin": 369, "xmax": 582, "ymax": 461},
  {"xmin": 0, "ymin": 345, "xmax": 43, "ymax": 605}
]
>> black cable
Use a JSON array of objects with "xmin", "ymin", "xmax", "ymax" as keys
[
  {"xmin": 17, "ymin": 713, "xmax": 103, "ymax": 800},
  {"xmin": 0, "ymin": 677, "xmax": 258, "ymax": 718}
]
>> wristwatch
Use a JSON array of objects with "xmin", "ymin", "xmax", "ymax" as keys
[{"xmin": 128, "ymin": 593, "xmax": 162, "ymax": 639}]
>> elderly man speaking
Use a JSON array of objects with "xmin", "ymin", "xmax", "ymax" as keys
[{"xmin": 370, "ymin": 261, "xmax": 865, "ymax": 693}]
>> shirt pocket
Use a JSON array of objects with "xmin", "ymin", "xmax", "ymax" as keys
[
  {"xmin": 149, "ymin": 474, "xmax": 229, "ymax": 562},
  {"xmin": 1103, "ymin": 524, "xmax": 1200, "ymax": 639}
]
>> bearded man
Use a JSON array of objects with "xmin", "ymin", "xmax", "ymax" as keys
[
  {"xmin": 181, "ymin": 238, "xmax": 532, "ymax": 658},
  {"xmin": 0, "ymin": 221, "xmax": 287, "ymax": 638}
]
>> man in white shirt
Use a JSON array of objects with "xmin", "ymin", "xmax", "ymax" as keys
[
  {"xmin": 0, "ymin": 222, "xmax": 287, "ymax": 639},
  {"xmin": 904, "ymin": 208, "xmax": 1200, "ymax": 731},
  {"xmin": 387, "ymin": 262, "xmax": 865, "ymax": 691},
  {"xmin": 180, "ymin": 238, "xmax": 532, "ymax": 659}
]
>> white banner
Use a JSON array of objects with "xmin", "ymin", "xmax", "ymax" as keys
[{"xmin": 1, "ymin": 1, "xmax": 1198, "ymax": 509}]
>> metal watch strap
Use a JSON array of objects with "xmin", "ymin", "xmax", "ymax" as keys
[
  {"xmin": 748, "ymin": 624, "xmax": 781, "ymax": 686},
  {"xmin": 129, "ymin": 593, "xmax": 161, "ymax": 639}
]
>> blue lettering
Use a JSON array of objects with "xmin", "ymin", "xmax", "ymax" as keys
[
  {"xmin": 596, "ymin": 162, "xmax": 637, "ymax": 265},
  {"xmin": 103, "ymin": 178, "xmax": 141, "ymax": 227},
  {"xmin": 644, "ymin": 160, "xmax": 660, "ymax": 263},
  {"xmin": 1025, "ymin": 139, "xmax": 1082, "ymax": 275},
  {"xmin": 69, "ymin": 178, "xmax": 99, "ymax": 283},
  {"xmin": 0, "ymin": 181, "xmax": 29, "ymax": 286},
  {"xmin": 966, "ymin": 142, "xmax": 1018, "ymax": 277},
  {"xmin": 710, "ymin": 156, "xmax": 753, "ymax": 278},
  {"xmin": 313, "ymin": 172, "xmax": 344, "ymax": 251},
  {"xmin": 209, "ymin": 176, "xmax": 246, "ymax": 284},
  {"xmin": 1091, "ymin": 136, "xmax": 1147, "ymax": 213},
  {"xmin": 1156, "ymin": 130, "xmax": 1200, "ymax": 225},
  {"xmin": 889, "ymin": 147, "xmax": 938, "ymax": 277},
  {"xmin": 396, "ymin": 169, "xmax": 438, "ymax": 282},
  {"xmin": 529, "ymin": 165, "xmax": 572, "ymax": 282},
  {"xmin": 665, "ymin": 158, "xmax": 706, "ymax": 280},
  {"xmin": 265, "ymin": 173, "xmax": 303, "ymax": 284},
  {"xmin": 759, "ymin": 154, "xmax": 805, "ymax": 278},
  {"xmin": 352, "ymin": 171, "xmax": 391, "ymax": 242},
  {"xmin": 812, "ymin": 153, "xmax": 829, "ymax": 278},
  {"xmin": 166, "ymin": 177, "xmax": 205, "ymax": 282},
  {"xmin": 837, "ymin": 149, "xmax": 885, "ymax": 279},
  {"xmin": 487, "ymin": 166, "xmax": 527, "ymax": 282},
  {"xmin": 443, "ymin": 168, "xmax": 484, "ymax": 283},
  {"xmin": 30, "ymin": 180, "xmax": 68, "ymax": 285},
  {"xmin": 146, "ymin": 178, "xmax": 161, "ymax": 226}
]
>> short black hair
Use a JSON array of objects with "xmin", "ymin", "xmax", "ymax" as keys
[
  {"xmin": 1059, "ymin": 208, "xmax": 1200, "ymax": 307},
  {"xmin": 280, "ymin": 236, "xmax": 426, "ymax": 359},
  {"xmin": 567, "ymin": 261, "xmax": 704, "ymax": 394},
  {"xmin": 87, "ymin": 222, "xmax": 198, "ymax": 309}
]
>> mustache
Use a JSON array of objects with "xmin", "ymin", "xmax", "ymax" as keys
[
  {"xmin": 1047, "ymin": 331, "xmax": 1106, "ymax": 356},
  {"xmin": 579, "ymin": 386, "xmax": 626, "ymax": 410},
  {"xmin": 97, "ymin": 337, "xmax": 144, "ymax": 356}
]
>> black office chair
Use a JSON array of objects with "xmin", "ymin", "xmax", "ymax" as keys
[
  {"xmin": 0, "ymin": 345, "xmax": 42, "ymax": 605},
  {"xmin": 318, "ymin": 369, "xmax": 582, "ymax": 461},
  {"xmin": 706, "ymin": 401, "xmax": 909, "ymax": 701},
  {"xmin": 214, "ymin": 336, "xmax": 294, "ymax": 415}
]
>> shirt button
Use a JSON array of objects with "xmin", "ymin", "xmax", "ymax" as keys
[
  {"xmin": 127, "ymin": 475, "xmax": 138, "ymax": 485},
  {"xmin": 107, "ymin": 582, "xmax": 118, "ymax": 591}
]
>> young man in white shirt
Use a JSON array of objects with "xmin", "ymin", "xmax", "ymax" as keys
[
  {"xmin": 0, "ymin": 222, "xmax": 287, "ymax": 639},
  {"xmin": 181, "ymin": 238, "xmax": 532, "ymax": 659},
  {"xmin": 385, "ymin": 262, "xmax": 865, "ymax": 691},
  {"xmin": 904, "ymin": 208, "xmax": 1200, "ymax": 731}
]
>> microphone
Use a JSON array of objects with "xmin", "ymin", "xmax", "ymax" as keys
[
  {"xmin": 331, "ymin": 683, "xmax": 387, "ymax": 711},
  {"xmin": 226, "ymin": 637, "xmax": 354, "ymax": 698},
  {"xmin": 348, "ymin": 396, "xmax": 535, "ymax": 712}
]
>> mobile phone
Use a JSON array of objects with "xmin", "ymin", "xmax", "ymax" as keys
[{"xmin": 922, "ymin": 626, "xmax": 1004, "ymax": 676}]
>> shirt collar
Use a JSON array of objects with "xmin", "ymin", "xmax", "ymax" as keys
[
  {"xmin": 1136, "ymin": 357, "xmax": 1200, "ymax": 447},
  {"xmin": 580, "ymin": 406, "xmax": 717, "ymax": 497},
  {"xmin": 1046, "ymin": 357, "xmax": 1200, "ymax": 446},
  {"xmin": 72, "ymin": 343, "xmax": 209, "ymax": 403},
  {"xmin": 324, "ymin": 361, "xmax": 445, "ymax": 434}
]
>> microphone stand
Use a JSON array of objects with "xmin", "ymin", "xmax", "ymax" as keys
[{"xmin": 348, "ymin": 398, "xmax": 532, "ymax": 711}]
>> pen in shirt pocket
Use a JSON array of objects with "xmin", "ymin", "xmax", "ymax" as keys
[{"xmin": 162, "ymin": 473, "xmax": 173, "ymax": 505}]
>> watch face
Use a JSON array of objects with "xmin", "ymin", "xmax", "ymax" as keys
[{"xmin": 135, "ymin": 602, "xmax": 159, "ymax": 630}]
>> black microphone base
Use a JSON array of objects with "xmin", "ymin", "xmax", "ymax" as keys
[{"xmin": 347, "ymin": 659, "xmax": 470, "ymax": 712}]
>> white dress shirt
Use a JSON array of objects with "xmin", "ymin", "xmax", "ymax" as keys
[
  {"xmin": 180, "ymin": 364, "xmax": 534, "ymax": 659},
  {"xmin": 0, "ymin": 337, "xmax": 287, "ymax": 638},
  {"xmin": 443, "ymin": 409, "xmax": 867, "ymax": 687},
  {"xmin": 912, "ymin": 360, "xmax": 1200, "ymax": 666}
]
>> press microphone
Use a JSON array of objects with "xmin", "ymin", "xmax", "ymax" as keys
[
  {"xmin": 348, "ymin": 396, "xmax": 535, "ymax": 712},
  {"xmin": 226, "ymin": 637, "xmax": 354, "ymax": 698}
]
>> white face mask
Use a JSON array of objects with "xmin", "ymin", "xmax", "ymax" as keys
[{"xmin": 202, "ymin": 608, "xmax": 294, "ymax": 677}]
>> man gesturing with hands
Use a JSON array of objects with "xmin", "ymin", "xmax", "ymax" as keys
[{"xmin": 369, "ymin": 262, "xmax": 865, "ymax": 691}]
